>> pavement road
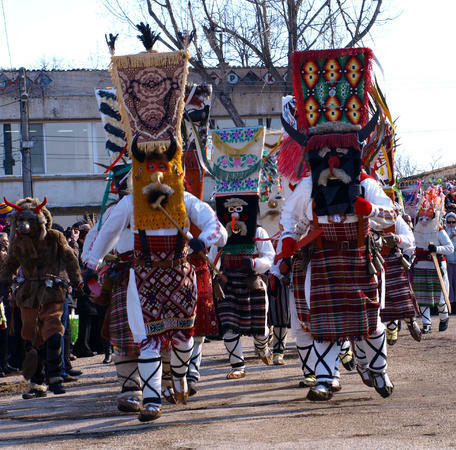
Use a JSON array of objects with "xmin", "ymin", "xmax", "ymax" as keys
[{"xmin": 0, "ymin": 316, "xmax": 455, "ymax": 449}]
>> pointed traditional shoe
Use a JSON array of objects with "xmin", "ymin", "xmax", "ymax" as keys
[
  {"xmin": 406, "ymin": 319, "xmax": 422, "ymax": 342},
  {"xmin": 138, "ymin": 405, "xmax": 162, "ymax": 422},
  {"xmin": 386, "ymin": 328, "xmax": 398, "ymax": 346},
  {"xmin": 162, "ymin": 385, "xmax": 177, "ymax": 404},
  {"xmin": 172, "ymin": 378, "xmax": 189, "ymax": 405},
  {"xmin": 298, "ymin": 374, "xmax": 317, "ymax": 388},
  {"xmin": 273, "ymin": 354, "xmax": 285, "ymax": 366},
  {"xmin": 117, "ymin": 391, "xmax": 141, "ymax": 412},
  {"xmin": 306, "ymin": 383, "xmax": 333, "ymax": 401},
  {"xmin": 226, "ymin": 368, "xmax": 246, "ymax": 380},
  {"xmin": 372, "ymin": 372, "xmax": 394, "ymax": 398},
  {"xmin": 331, "ymin": 378, "xmax": 342, "ymax": 392},
  {"xmin": 339, "ymin": 349, "xmax": 355, "ymax": 371},
  {"xmin": 356, "ymin": 364, "xmax": 374, "ymax": 388},
  {"xmin": 439, "ymin": 318, "xmax": 450, "ymax": 332},
  {"xmin": 258, "ymin": 347, "xmax": 273, "ymax": 366}
]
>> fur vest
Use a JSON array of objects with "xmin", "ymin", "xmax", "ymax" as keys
[{"xmin": 0, "ymin": 229, "xmax": 81, "ymax": 308}]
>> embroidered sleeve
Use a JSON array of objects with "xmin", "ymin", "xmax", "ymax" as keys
[{"xmin": 184, "ymin": 192, "xmax": 228, "ymax": 248}]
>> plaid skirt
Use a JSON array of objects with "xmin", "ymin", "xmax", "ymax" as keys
[
  {"xmin": 293, "ymin": 250, "xmax": 311, "ymax": 330},
  {"xmin": 110, "ymin": 278, "xmax": 139, "ymax": 356},
  {"xmin": 412, "ymin": 267, "xmax": 441, "ymax": 306},
  {"xmin": 218, "ymin": 255, "xmax": 267, "ymax": 336},
  {"xmin": 188, "ymin": 253, "xmax": 219, "ymax": 337},
  {"xmin": 380, "ymin": 255, "xmax": 419, "ymax": 322},
  {"xmin": 133, "ymin": 234, "xmax": 197, "ymax": 346},
  {"xmin": 309, "ymin": 221, "xmax": 379, "ymax": 342},
  {"xmin": 267, "ymin": 274, "xmax": 290, "ymax": 328}
]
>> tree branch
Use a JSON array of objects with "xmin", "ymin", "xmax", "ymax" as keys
[{"xmin": 344, "ymin": 0, "xmax": 382, "ymax": 47}]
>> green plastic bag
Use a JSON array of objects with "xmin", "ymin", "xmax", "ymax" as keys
[{"xmin": 69, "ymin": 312, "xmax": 79, "ymax": 345}]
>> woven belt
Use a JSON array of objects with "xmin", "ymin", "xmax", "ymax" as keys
[
  {"xmin": 320, "ymin": 239, "xmax": 365, "ymax": 250},
  {"xmin": 133, "ymin": 257, "xmax": 187, "ymax": 268}
]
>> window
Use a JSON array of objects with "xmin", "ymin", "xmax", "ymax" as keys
[
  {"xmin": 1, "ymin": 124, "xmax": 20, "ymax": 175},
  {"xmin": 0, "ymin": 121, "xmax": 113, "ymax": 176},
  {"xmin": 215, "ymin": 119, "xmax": 235, "ymax": 129},
  {"xmin": 268, "ymin": 117, "xmax": 281, "ymax": 130},
  {"xmin": 30, "ymin": 123, "xmax": 45, "ymax": 174},
  {"xmin": 44, "ymin": 122, "xmax": 93, "ymax": 174},
  {"xmin": 92, "ymin": 121, "xmax": 114, "ymax": 173}
]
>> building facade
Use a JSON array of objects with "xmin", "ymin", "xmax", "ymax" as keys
[{"xmin": 0, "ymin": 67, "xmax": 286, "ymax": 226}]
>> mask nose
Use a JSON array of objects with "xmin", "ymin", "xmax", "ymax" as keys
[
  {"xmin": 231, "ymin": 212, "xmax": 239, "ymax": 231},
  {"xmin": 328, "ymin": 155, "xmax": 340, "ymax": 176},
  {"xmin": 18, "ymin": 222, "xmax": 31, "ymax": 234}
]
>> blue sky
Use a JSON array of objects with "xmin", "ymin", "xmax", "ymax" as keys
[{"xmin": 1, "ymin": 0, "xmax": 454, "ymax": 173}]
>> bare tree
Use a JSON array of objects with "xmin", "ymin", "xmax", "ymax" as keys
[
  {"xmin": 105, "ymin": 0, "xmax": 387, "ymax": 125},
  {"xmin": 395, "ymin": 152, "xmax": 420, "ymax": 180}
]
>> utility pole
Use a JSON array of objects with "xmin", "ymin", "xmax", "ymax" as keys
[{"xmin": 19, "ymin": 67, "xmax": 33, "ymax": 197}]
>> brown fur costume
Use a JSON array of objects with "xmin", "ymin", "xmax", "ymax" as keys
[{"xmin": 0, "ymin": 197, "xmax": 81, "ymax": 345}]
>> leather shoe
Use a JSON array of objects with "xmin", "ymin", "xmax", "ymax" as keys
[
  {"xmin": 63, "ymin": 375, "xmax": 78, "ymax": 383},
  {"xmin": 67, "ymin": 369, "xmax": 82, "ymax": 376}
]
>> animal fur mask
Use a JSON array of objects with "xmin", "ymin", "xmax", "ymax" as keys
[{"xmin": 4, "ymin": 197, "xmax": 51, "ymax": 241}]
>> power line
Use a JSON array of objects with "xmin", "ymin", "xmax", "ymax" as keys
[
  {"xmin": 0, "ymin": 99, "xmax": 18, "ymax": 108},
  {"xmin": 0, "ymin": 0, "xmax": 12, "ymax": 69}
]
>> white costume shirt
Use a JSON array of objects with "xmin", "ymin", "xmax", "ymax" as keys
[
  {"xmin": 86, "ymin": 192, "xmax": 227, "ymax": 269},
  {"xmin": 84, "ymin": 192, "xmax": 227, "ymax": 344},
  {"xmin": 252, "ymin": 227, "xmax": 275, "ymax": 274},
  {"xmin": 395, "ymin": 216, "xmax": 415, "ymax": 259},
  {"xmin": 414, "ymin": 227, "xmax": 454, "ymax": 270},
  {"xmin": 280, "ymin": 175, "xmax": 399, "ymax": 239}
]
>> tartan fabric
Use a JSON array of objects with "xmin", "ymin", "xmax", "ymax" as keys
[
  {"xmin": 217, "ymin": 269, "xmax": 267, "ymax": 336},
  {"xmin": 132, "ymin": 234, "xmax": 196, "ymax": 345},
  {"xmin": 412, "ymin": 267, "xmax": 441, "ymax": 307},
  {"xmin": 110, "ymin": 279, "xmax": 139, "ymax": 356},
  {"xmin": 312, "ymin": 220, "xmax": 369, "ymax": 241},
  {"xmin": 221, "ymin": 253, "xmax": 259, "ymax": 269},
  {"xmin": 292, "ymin": 254, "xmax": 311, "ymax": 330},
  {"xmin": 380, "ymin": 255, "xmax": 419, "ymax": 322},
  {"xmin": 267, "ymin": 275, "xmax": 290, "ymax": 328},
  {"xmin": 309, "ymin": 222, "xmax": 378, "ymax": 342},
  {"xmin": 188, "ymin": 253, "xmax": 219, "ymax": 337}
]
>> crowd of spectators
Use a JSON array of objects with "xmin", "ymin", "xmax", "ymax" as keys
[{"xmin": 0, "ymin": 216, "xmax": 111, "ymax": 380}]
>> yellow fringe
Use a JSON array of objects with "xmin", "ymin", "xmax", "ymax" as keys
[
  {"xmin": 112, "ymin": 50, "xmax": 190, "ymax": 70},
  {"xmin": 212, "ymin": 128, "xmax": 264, "ymax": 158},
  {"xmin": 132, "ymin": 146, "xmax": 187, "ymax": 231}
]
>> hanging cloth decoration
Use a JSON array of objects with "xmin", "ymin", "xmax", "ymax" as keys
[
  {"xmin": 110, "ymin": 50, "xmax": 190, "ymax": 230},
  {"xmin": 203, "ymin": 126, "xmax": 265, "ymax": 194},
  {"xmin": 94, "ymin": 88, "xmax": 127, "ymax": 160}
]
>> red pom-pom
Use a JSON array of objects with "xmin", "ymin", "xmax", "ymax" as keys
[{"xmin": 354, "ymin": 196, "xmax": 372, "ymax": 216}]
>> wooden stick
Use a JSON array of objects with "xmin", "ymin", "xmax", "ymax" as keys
[
  {"xmin": 157, "ymin": 204, "xmax": 227, "ymax": 282},
  {"xmin": 429, "ymin": 242, "xmax": 452, "ymax": 314}
]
